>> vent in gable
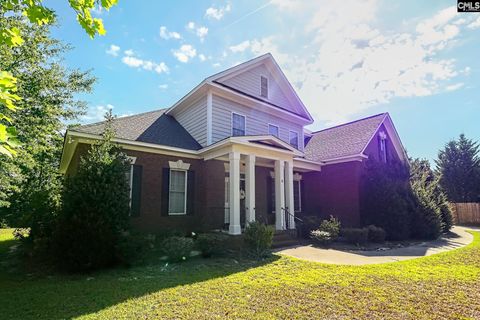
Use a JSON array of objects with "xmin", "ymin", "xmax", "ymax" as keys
[{"xmin": 260, "ymin": 76, "xmax": 268, "ymax": 98}]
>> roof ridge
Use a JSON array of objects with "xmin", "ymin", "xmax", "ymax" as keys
[
  {"xmin": 311, "ymin": 113, "xmax": 387, "ymax": 134},
  {"xmin": 73, "ymin": 108, "xmax": 168, "ymax": 130}
]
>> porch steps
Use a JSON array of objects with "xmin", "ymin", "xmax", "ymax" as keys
[{"xmin": 272, "ymin": 230, "xmax": 299, "ymax": 249}]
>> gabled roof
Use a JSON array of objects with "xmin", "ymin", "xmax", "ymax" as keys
[
  {"xmin": 166, "ymin": 53, "xmax": 314, "ymax": 123},
  {"xmin": 71, "ymin": 109, "xmax": 202, "ymax": 150},
  {"xmin": 304, "ymin": 113, "xmax": 396, "ymax": 162}
]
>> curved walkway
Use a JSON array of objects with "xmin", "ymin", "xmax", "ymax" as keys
[{"xmin": 276, "ymin": 226, "xmax": 475, "ymax": 265}]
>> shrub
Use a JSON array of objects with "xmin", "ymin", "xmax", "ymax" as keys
[
  {"xmin": 319, "ymin": 216, "xmax": 341, "ymax": 239},
  {"xmin": 367, "ymin": 225, "xmax": 386, "ymax": 243},
  {"xmin": 299, "ymin": 215, "xmax": 322, "ymax": 238},
  {"xmin": 196, "ymin": 233, "xmax": 229, "ymax": 258},
  {"xmin": 161, "ymin": 236, "xmax": 194, "ymax": 262},
  {"xmin": 342, "ymin": 228, "xmax": 369, "ymax": 245},
  {"xmin": 310, "ymin": 230, "xmax": 333, "ymax": 244},
  {"xmin": 52, "ymin": 114, "xmax": 132, "ymax": 272},
  {"xmin": 244, "ymin": 221, "xmax": 274, "ymax": 258}
]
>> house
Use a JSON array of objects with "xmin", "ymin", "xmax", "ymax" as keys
[{"xmin": 59, "ymin": 53, "xmax": 407, "ymax": 235}]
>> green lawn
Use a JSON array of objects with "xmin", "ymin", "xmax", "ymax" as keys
[{"xmin": 1, "ymin": 229, "xmax": 479, "ymax": 319}]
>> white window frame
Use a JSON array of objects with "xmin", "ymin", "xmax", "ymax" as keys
[
  {"xmin": 168, "ymin": 160, "xmax": 191, "ymax": 216},
  {"xmin": 289, "ymin": 130, "xmax": 299, "ymax": 149},
  {"xmin": 260, "ymin": 75, "xmax": 269, "ymax": 98},
  {"xmin": 231, "ymin": 112, "xmax": 246, "ymax": 137},
  {"xmin": 379, "ymin": 131, "xmax": 387, "ymax": 163},
  {"xmin": 268, "ymin": 124, "xmax": 279, "ymax": 138}
]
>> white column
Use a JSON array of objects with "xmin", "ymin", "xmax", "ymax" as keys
[
  {"xmin": 285, "ymin": 161, "xmax": 295, "ymax": 229},
  {"xmin": 274, "ymin": 160, "xmax": 285, "ymax": 230},
  {"xmin": 245, "ymin": 154, "xmax": 256, "ymax": 224},
  {"xmin": 229, "ymin": 152, "xmax": 241, "ymax": 235}
]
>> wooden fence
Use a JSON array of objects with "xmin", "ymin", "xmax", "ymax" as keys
[{"xmin": 450, "ymin": 203, "xmax": 480, "ymax": 225}]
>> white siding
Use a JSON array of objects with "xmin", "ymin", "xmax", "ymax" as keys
[
  {"xmin": 219, "ymin": 64, "xmax": 292, "ymax": 111},
  {"xmin": 174, "ymin": 96, "xmax": 208, "ymax": 146},
  {"xmin": 212, "ymin": 95, "xmax": 304, "ymax": 151}
]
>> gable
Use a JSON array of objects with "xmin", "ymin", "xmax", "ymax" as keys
[
  {"xmin": 363, "ymin": 123, "xmax": 401, "ymax": 163},
  {"xmin": 209, "ymin": 54, "xmax": 313, "ymax": 121}
]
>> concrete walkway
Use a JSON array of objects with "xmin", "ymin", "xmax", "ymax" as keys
[{"xmin": 276, "ymin": 226, "xmax": 476, "ymax": 265}]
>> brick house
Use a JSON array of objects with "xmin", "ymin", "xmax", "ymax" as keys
[{"xmin": 60, "ymin": 53, "xmax": 407, "ymax": 235}]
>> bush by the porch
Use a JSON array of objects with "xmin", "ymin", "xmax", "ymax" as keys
[
  {"xmin": 161, "ymin": 236, "xmax": 194, "ymax": 262},
  {"xmin": 196, "ymin": 233, "xmax": 230, "ymax": 258},
  {"xmin": 367, "ymin": 225, "xmax": 386, "ymax": 243},
  {"xmin": 244, "ymin": 221, "xmax": 274, "ymax": 258},
  {"xmin": 342, "ymin": 228, "xmax": 369, "ymax": 245}
]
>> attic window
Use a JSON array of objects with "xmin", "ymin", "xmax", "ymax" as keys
[
  {"xmin": 379, "ymin": 131, "xmax": 388, "ymax": 163},
  {"xmin": 260, "ymin": 76, "xmax": 268, "ymax": 98}
]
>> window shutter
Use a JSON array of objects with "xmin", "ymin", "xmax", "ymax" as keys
[
  {"xmin": 161, "ymin": 168, "xmax": 170, "ymax": 216},
  {"xmin": 131, "ymin": 165, "xmax": 142, "ymax": 217},
  {"xmin": 186, "ymin": 171, "xmax": 195, "ymax": 215}
]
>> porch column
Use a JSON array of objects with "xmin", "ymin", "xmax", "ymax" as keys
[
  {"xmin": 229, "ymin": 152, "xmax": 241, "ymax": 235},
  {"xmin": 285, "ymin": 160, "xmax": 295, "ymax": 229},
  {"xmin": 274, "ymin": 159, "xmax": 285, "ymax": 230},
  {"xmin": 245, "ymin": 154, "xmax": 256, "ymax": 224}
]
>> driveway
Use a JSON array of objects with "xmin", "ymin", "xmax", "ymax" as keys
[{"xmin": 276, "ymin": 226, "xmax": 475, "ymax": 265}]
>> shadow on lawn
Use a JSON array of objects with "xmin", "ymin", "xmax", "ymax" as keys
[{"xmin": 1, "ymin": 241, "xmax": 280, "ymax": 320}]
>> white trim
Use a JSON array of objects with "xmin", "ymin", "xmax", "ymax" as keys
[
  {"xmin": 294, "ymin": 179, "xmax": 302, "ymax": 213},
  {"xmin": 289, "ymin": 130, "xmax": 299, "ymax": 149},
  {"xmin": 206, "ymin": 90, "xmax": 213, "ymax": 145},
  {"xmin": 322, "ymin": 154, "xmax": 368, "ymax": 165},
  {"xmin": 168, "ymin": 159, "xmax": 191, "ymax": 170},
  {"xmin": 168, "ymin": 168, "xmax": 188, "ymax": 216},
  {"xmin": 231, "ymin": 111, "xmax": 246, "ymax": 137},
  {"xmin": 268, "ymin": 123, "xmax": 279, "ymax": 138}
]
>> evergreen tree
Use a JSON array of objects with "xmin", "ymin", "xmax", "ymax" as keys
[{"xmin": 436, "ymin": 134, "xmax": 480, "ymax": 202}]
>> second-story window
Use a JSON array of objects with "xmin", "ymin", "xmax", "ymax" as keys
[
  {"xmin": 289, "ymin": 131, "xmax": 299, "ymax": 149},
  {"xmin": 260, "ymin": 76, "xmax": 268, "ymax": 98},
  {"xmin": 232, "ymin": 113, "xmax": 246, "ymax": 136},
  {"xmin": 268, "ymin": 124, "xmax": 279, "ymax": 137}
]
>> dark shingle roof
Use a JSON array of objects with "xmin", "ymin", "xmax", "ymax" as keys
[
  {"xmin": 71, "ymin": 109, "xmax": 202, "ymax": 150},
  {"xmin": 304, "ymin": 113, "xmax": 387, "ymax": 161}
]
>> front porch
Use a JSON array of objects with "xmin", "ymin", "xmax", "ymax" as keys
[{"xmin": 200, "ymin": 135, "xmax": 321, "ymax": 235}]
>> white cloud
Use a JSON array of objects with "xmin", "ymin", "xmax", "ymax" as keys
[
  {"xmin": 124, "ymin": 49, "xmax": 134, "ymax": 56},
  {"xmin": 83, "ymin": 104, "xmax": 114, "ymax": 122},
  {"xmin": 229, "ymin": 40, "xmax": 251, "ymax": 53},
  {"xmin": 199, "ymin": 54, "xmax": 207, "ymax": 62},
  {"xmin": 205, "ymin": 4, "xmax": 231, "ymax": 20},
  {"xmin": 446, "ymin": 83, "xmax": 464, "ymax": 91},
  {"xmin": 186, "ymin": 21, "xmax": 195, "ymax": 30},
  {"xmin": 159, "ymin": 26, "xmax": 182, "ymax": 40},
  {"xmin": 196, "ymin": 26, "xmax": 209, "ymax": 41},
  {"xmin": 212, "ymin": 62, "xmax": 221, "ymax": 68},
  {"xmin": 158, "ymin": 84, "xmax": 169, "ymax": 90},
  {"xmin": 121, "ymin": 54, "xmax": 169, "ymax": 74},
  {"xmin": 106, "ymin": 44, "xmax": 120, "ymax": 57},
  {"xmin": 173, "ymin": 44, "xmax": 197, "ymax": 63},
  {"xmin": 252, "ymin": 1, "xmax": 473, "ymax": 125},
  {"xmin": 468, "ymin": 16, "xmax": 480, "ymax": 29}
]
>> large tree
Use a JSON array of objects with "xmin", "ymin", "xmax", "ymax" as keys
[
  {"xmin": 0, "ymin": 16, "xmax": 95, "ymax": 237},
  {"xmin": 436, "ymin": 134, "xmax": 480, "ymax": 203}
]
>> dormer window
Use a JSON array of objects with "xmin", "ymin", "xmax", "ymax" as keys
[
  {"xmin": 268, "ymin": 124, "xmax": 279, "ymax": 137},
  {"xmin": 260, "ymin": 76, "xmax": 268, "ymax": 98},
  {"xmin": 289, "ymin": 131, "xmax": 299, "ymax": 149},
  {"xmin": 232, "ymin": 112, "xmax": 246, "ymax": 136}
]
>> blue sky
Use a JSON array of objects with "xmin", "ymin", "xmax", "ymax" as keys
[{"xmin": 46, "ymin": 0, "xmax": 480, "ymax": 162}]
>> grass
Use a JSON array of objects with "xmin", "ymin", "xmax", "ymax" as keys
[{"xmin": 0, "ymin": 229, "xmax": 479, "ymax": 319}]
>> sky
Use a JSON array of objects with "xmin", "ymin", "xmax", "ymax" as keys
[{"xmin": 45, "ymin": 0, "xmax": 480, "ymax": 162}]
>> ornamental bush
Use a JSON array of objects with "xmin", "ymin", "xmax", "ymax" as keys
[
  {"xmin": 367, "ymin": 225, "xmax": 386, "ymax": 243},
  {"xmin": 161, "ymin": 236, "xmax": 194, "ymax": 262},
  {"xmin": 52, "ymin": 113, "xmax": 132, "ymax": 272},
  {"xmin": 310, "ymin": 230, "xmax": 333, "ymax": 245},
  {"xmin": 342, "ymin": 228, "xmax": 369, "ymax": 246},
  {"xmin": 318, "ymin": 216, "xmax": 341, "ymax": 240},
  {"xmin": 196, "ymin": 233, "xmax": 230, "ymax": 258},
  {"xmin": 244, "ymin": 221, "xmax": 274, "ymax": 258}
]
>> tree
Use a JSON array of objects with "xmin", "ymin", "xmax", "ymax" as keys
[
  {"xmin": 53, "ymin": 111, "xmax": 131, "ymax": 271},
  {"xmin": 0, "ymin": 15, "xmax": 95, "ymax": 234},
  {"xmin": 0, "ymin": 0, "xmax": 118, "ymax": 157},
  {"xmin": 436, "ymin": 134, "xmax": 480, "ymax": 203},
  {"xmin": 360, "ymin": 161, "xmax": 414, "ymax": 240}
]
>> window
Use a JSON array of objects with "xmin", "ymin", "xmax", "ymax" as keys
[
  {"xmin": 268, "ymin": 124, "xmax": 279, "ymax": 137},
  {"xmin": 293, "ymin": 180, "xmax": 301, "ymax": 212},
  {"xmin": 289, "ymin": 131, "xmax": 299, "ymax": 149},
  {"xmin": 379, "ymin": 131, "xmax": 388, "ymax": 163},
  {"xmin": 260, "ymin": 76, "xmax": 268, "ymax": 98},
  {"xmin": 232, "ymin": 113, "xmax": 246, "ymax": 136},
  {"xmin": 169, "ymin": 169, "xmax": 187, "ymax": 215}
]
